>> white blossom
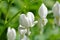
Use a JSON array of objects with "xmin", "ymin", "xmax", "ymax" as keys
[
  {"xmin": 20, "ymin": 12, "xmax": 38, "ymax": 27},
  {"xmin": 19, "ymin": 12, "xmax": 38, "ymax": 40},
  {"xmin": 38, "ymin": 3, "xmax": 48, "ymax": 19},
  {"xmin": 7, "ymin": 27, "xmax": 16, "ymax": 40},
  {"xmin": 38, "ymin": 3, "xmax": 48, "ymax": 34},
  {"xmin": 52, "ymin": 1, "xmax": 60, "ymax": 26},
  {"xmin": 52, "ymin": 1, "xmax": 60, "ymax": 17},
  {"xmin": 38, "ymin": 3, "xmax": 48, "ymax": 27}
]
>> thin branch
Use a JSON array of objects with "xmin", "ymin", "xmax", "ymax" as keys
[{"xmin": 0, "ymin": 10, "xmax": 21, "ymax": 37}]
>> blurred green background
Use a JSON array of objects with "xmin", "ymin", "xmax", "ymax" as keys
[{"xmin": 0, "ymin": 0, "xmax": 60, "ymax": 40}]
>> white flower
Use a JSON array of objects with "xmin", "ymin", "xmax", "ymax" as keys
[
  {"xmin": 38, "ymin": 3, "xmax": 48, "ymax": 18},
  {"xmin": 19, "ymin": 12, "xmax": 38, "ymax": 40},
  {"xmin": 38, "ymin": 3, "xmax": 48, "ymax": 34},
  {"xmin": 52, "ymin": 1, "xmax": 60, "ymax": 17},
  {"xmin": 52, "ymin": 1, "xmax": 60, "ymax": 26},
  {"xmin": 20, "ymin": 12, "xmax": 38, "ymax": 27},
  {"xmin": 7, "ymin": 27, "xmax": 16, "ymax": 40},
  {"xmin": 38, "ymin": 3, "xmax": 48, "ymax": 27}
]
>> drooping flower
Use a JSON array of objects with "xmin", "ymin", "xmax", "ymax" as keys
[
  {"xmin": 52, "ymin": 1, "xmax": 60, "ymax": 17},
  {"xmin": 38, "ymin": 3, "xmax": 48, "ymax": 34},
  {"xmin": 38, "ymin": 3, "xmax": 48, "ymax": 19},
  {"xmin": 19, "ymin": 12, "xmax": 38, "ymax": 40},
  {"xmin": 7, "ymin": 27, "xmax": 16, "ymax": 40},
  {"xmin": 38, "ymin": 3, "xmax": 48, "ymax": 27},
  {"xmin": 20, "ymin": 12, "xmax": 38, "ymax": 27},
  {"xmin": 52, "ymin": 1, "xmax": 60, "ymax": 26}
]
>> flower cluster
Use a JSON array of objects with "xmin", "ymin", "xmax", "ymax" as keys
[
  {"xmin": 38, "ymin": 3, "xmax": 48, "ymax": 34},
  {"xmin": 7, "ymin": 1, "xmax": 60, "ymax": 40},
  {"xmin": 38, "ymin": 3, "xmax": 48, "ymax": 27}
]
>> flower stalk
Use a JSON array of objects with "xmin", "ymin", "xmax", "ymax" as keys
[{"xmin": 38, "ymin": 3, "xmax": 48, "ymax": 34}]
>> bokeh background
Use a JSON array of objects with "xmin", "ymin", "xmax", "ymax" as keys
[{"xmin": 0, "ymin": 0, "xmax": 60, "ymax": 40}]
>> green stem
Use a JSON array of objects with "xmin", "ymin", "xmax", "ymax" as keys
[
  {"xmin": 0, "ymin": 10, "xmax": 21, "ymax": 37},
  {"xmin": 5, "ymin": 10, "xmax": 21, "ymax": 26},
  {"xmin": 5, "ymin": 0, "xmax": 13, "ymax": 24},
  {"xmin": 40, "ymin": 26, "xmax": 44, "ymax": 34}
]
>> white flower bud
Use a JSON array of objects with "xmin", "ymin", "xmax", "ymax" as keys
[
  {"xmin": 7, "ymin": 27, "xmax": 16, "ymax": 40},
  {"xmin": 52, "ymin": 1, "xmax": 60, "ymax": 17},
  {"xmin": 52, "ymin": 1, "xmax": 60, "ymax": 26},
  {"xmin": 38, "ymin": 3, "xmax": 48, "ymax": 18}
]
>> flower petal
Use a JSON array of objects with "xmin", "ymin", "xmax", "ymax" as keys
[
  {"xmin": 31, "ymin": 21, "xmax": 38, "ymax": 27},
  {"xmin": 20, "ymin": 14, "xmax": 29, "ymax": 27},
  {"xmin": 27, "ymin": 12, "xmax": 34, "ymax": 27},
  {"xmin": 27, "ymin": 12, "xmax": 34, "ymax": 22}
]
